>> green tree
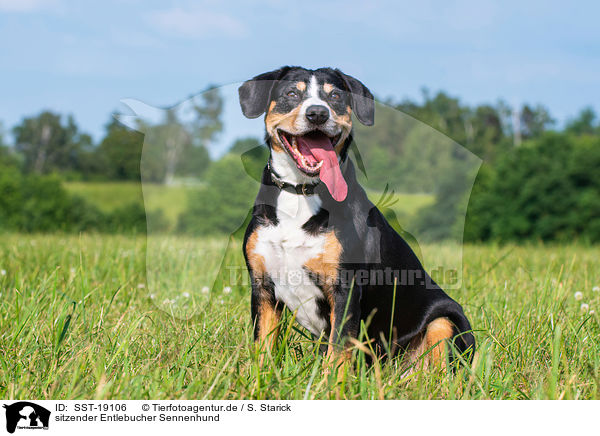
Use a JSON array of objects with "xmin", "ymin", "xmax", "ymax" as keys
[
  {"xmin": 397, "ymin": 90, "xmax": 470, "ymax": 145},
  {"xmin": 178, "ymin": 153, "xmax": 258, "ymax": 235},
  {"xmin": 519, "ymin": 104, "xmax": 554, "ymax": 139},
  {"xmin": 0, "ymin": 121, "xmax": 20, "ymax": 168},
  {"xmin": 467, "ymin": 105, "xmax": 507, "ymax": 161},
  {"xmin": 395, "ymin": 91, "xmax": 514, "ymax": 163},
  {"xmin": 191, "ymin": 86, "xmax": 223, "ymax": 149},
  {"xmin": 231, "ymin": 137, "xmax": 268, "ymax": 182},
  {"xmin": 565, "ymin": 107, "xmax": 597, "ymax": 136},
  {"xmin": 13, "ymin": 111, "xmax": 92, "ymax": 174},
  {"xmin": 465, "ymin": 132, "xmax": 600, "ymax": 242},
  {"xmin": 141, "ymin": 88, "xmax": 222, "ymax": 184},
  {"xmin": 93, "ymin": 117, "xmax": 144, "ymax": 180}
]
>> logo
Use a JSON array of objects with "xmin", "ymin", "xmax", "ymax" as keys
[{"xmin": 3, "ymin": 402, "xmax": 50, "ymax": 434}]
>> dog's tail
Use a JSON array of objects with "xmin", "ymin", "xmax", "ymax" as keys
[{"xmin": 446, "ymin": 304, "xmax": 476, "ymax": 363}]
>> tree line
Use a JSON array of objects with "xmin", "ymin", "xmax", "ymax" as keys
[
  {"xmin": 2, "ymin": 88, "xmax": 222, "ymax": 183},
  {"xmin": 1, "ymin": 86, "xmax": 599, "ymax": 242},
  {"xmin": 389, "ymin": 92, "xmax": 600, "ymax": 242}
]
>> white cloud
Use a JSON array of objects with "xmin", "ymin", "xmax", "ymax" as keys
[
  {"xmin": 0, "ymin": 0, "xmax": 58, "ymax": 12},
  {"xmin": 146, "ymin": 7, "xmax": 248, "ymax": 39}
]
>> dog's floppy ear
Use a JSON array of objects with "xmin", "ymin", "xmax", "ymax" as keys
[
  {"xmin": 238, "ymin": 67, "xmax": 291, "ymax": 118},
  {"xmin": 335, "ymin": 69, "xmax": 375, "ymax": 126}
]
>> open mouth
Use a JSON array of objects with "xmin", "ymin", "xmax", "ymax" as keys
[{"xmin": 278, "ymin": 130, "xmax": 341, "ymax": 176}]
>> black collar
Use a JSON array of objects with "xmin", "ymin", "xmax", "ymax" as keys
[{"xmin": 267, "ymin": 162, "xmax": 320, "ymax": 196}]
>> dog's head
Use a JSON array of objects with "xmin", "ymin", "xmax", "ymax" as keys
[{"xmin": 238, "ymin": 66, "xmax": 374, "ymax": 201}]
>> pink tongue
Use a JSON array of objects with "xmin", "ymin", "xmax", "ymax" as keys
[{"xmin": 297, "ymin": 134, "xmax": 347, "ymax": 202}]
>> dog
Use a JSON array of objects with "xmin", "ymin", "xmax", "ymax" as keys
[{"xmin": 239, "ymin": 66, "xmax": 475, "ymax": 370}]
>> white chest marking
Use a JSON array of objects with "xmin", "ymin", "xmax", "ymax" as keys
[{"xmin": 254, "ymin": 191, "xmax": 328, "ymax": 336}]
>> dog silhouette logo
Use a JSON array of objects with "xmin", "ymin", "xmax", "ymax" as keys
[{"xmin": 3, "ymin": 402, "xmax": 50, "ymax": 433}]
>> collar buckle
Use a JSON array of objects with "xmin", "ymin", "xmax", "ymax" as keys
[{"xmin": 268, "ymin": 162, "xmax": 318, "ymax": 196}]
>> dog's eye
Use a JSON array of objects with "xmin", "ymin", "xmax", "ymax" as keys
[
  {"xmin": 330, "ymin": 91, "xmax": 341, "ymax": 100},
  {"xmin": 287, "ymin": 90, "xmax": 298, "ymax": 98}
]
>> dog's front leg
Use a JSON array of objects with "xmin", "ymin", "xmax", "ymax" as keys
[
  {"xmin": 246, "ymin": 229, "xmax": 281, "ymax": 365},
  {"xmin": 251, "ymin": 278, "xmax": 281, "ymax": 366},
  {"xmin": 325, "ymin": 282, "xmax": 361, "ymax": 375}
]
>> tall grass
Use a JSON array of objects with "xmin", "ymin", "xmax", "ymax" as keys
[{"xmin": 0, "ymin": 234, "xmax": 598, "ymax": 399}]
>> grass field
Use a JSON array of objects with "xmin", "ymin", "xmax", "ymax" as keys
[
  {"xmin": 64, "ymin": 182, "xmax": 434, "ymax": 231},
  {"xmin": 1, "ymin": 233, "xmax": 599, "ymax": 399},
  {"xmin": 65, "ymin": 182, "xmax": 196, "ymax": 228}
]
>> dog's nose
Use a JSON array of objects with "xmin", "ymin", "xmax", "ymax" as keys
[{"xmin": 305, "ymin": 105, "xmax": 329, "ymax": 125}]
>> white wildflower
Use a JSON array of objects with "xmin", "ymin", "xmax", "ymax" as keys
[
  {"xmin": 223, "ymin": 286, "xmax": 232, "ymax": 294},
  {"xmin": 162, "ymin": 298, "xmax": 171, "ymax": 305},
  {"xmin": 201, "ymin": 286, "xmax": 210, "ymax": 294},
  {"xmin": 580, "ymin": 303, "xmax": 589, "ymax": 313},
  {"xmin": 182, "ymin": 292, "xmax": 190, "ymax": 298},
  {"xmin": 137, "ymin": 283, "xmax": 145, "ymax": 289},
  {"xmin": 149, "ymin": 294, "xmax": 155, "ymax": 300},
  {"xmin": 593, "ymin": 286, "xmax": 600, "ymax": 292},
  {"xmin": 574, "ymin": 291, "xmax": 583, "ymax": 301},
  {"xmin": 0, "ymin": 269, "xmax": 6, "ymax": 276}
]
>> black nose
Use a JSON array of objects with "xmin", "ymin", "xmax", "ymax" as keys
[{"xmin": 305, "ymin": 105, "xmax": 329, "ymax": 125}]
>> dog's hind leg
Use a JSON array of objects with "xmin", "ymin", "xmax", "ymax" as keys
[{"xmin": 405, "ymin": 317, "xmax": 455, "ymax": 371}]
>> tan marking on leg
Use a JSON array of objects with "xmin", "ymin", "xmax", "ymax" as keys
[
  {"xmin": 303, "ymin": 232, "xmax": 342, "ymax": 278},
  {"xmin": 258, "ymin": 301, "xmax": 280, "ymax": 343},
  {"xmin": 245, "ymin": 230, "xmax": 265, "ymax": 276},
  {"xmin": 326, "ymin": 310, "xmax": 336, "ymax": 356},
  {"xmin": 324, "ymin": 344, "xmax": 352, "ymax": 387},
  {"xmin": 247, "ymin": 230, "xmax": 280, "ymax": 365},
  {"xmin": 257, "ymin": 301, "xmax": 281, "ymax": 365},
  {"xmin": 304, "ymin": 231, "xmax": 342, "ymax": 306},
  {"xmin": 405, "ymin": 317, "xmax": 454, "ymax": 371},
  {"xmin": 425, "ymin": 317, "xmax": 454, "ymax": 365},
  {"xmin": 304, "ymin": 232, "xmax": 344, "ymax": 366}
]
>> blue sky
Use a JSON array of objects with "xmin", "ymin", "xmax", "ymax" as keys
[{"xmin": 1, "ymin": 0, "xmax": 599, "ymax": 147}]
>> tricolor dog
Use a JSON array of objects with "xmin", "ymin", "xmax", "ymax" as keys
[{"xmin": 239, "ymin": 66, "xmax": 474, "ymax": 369}]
